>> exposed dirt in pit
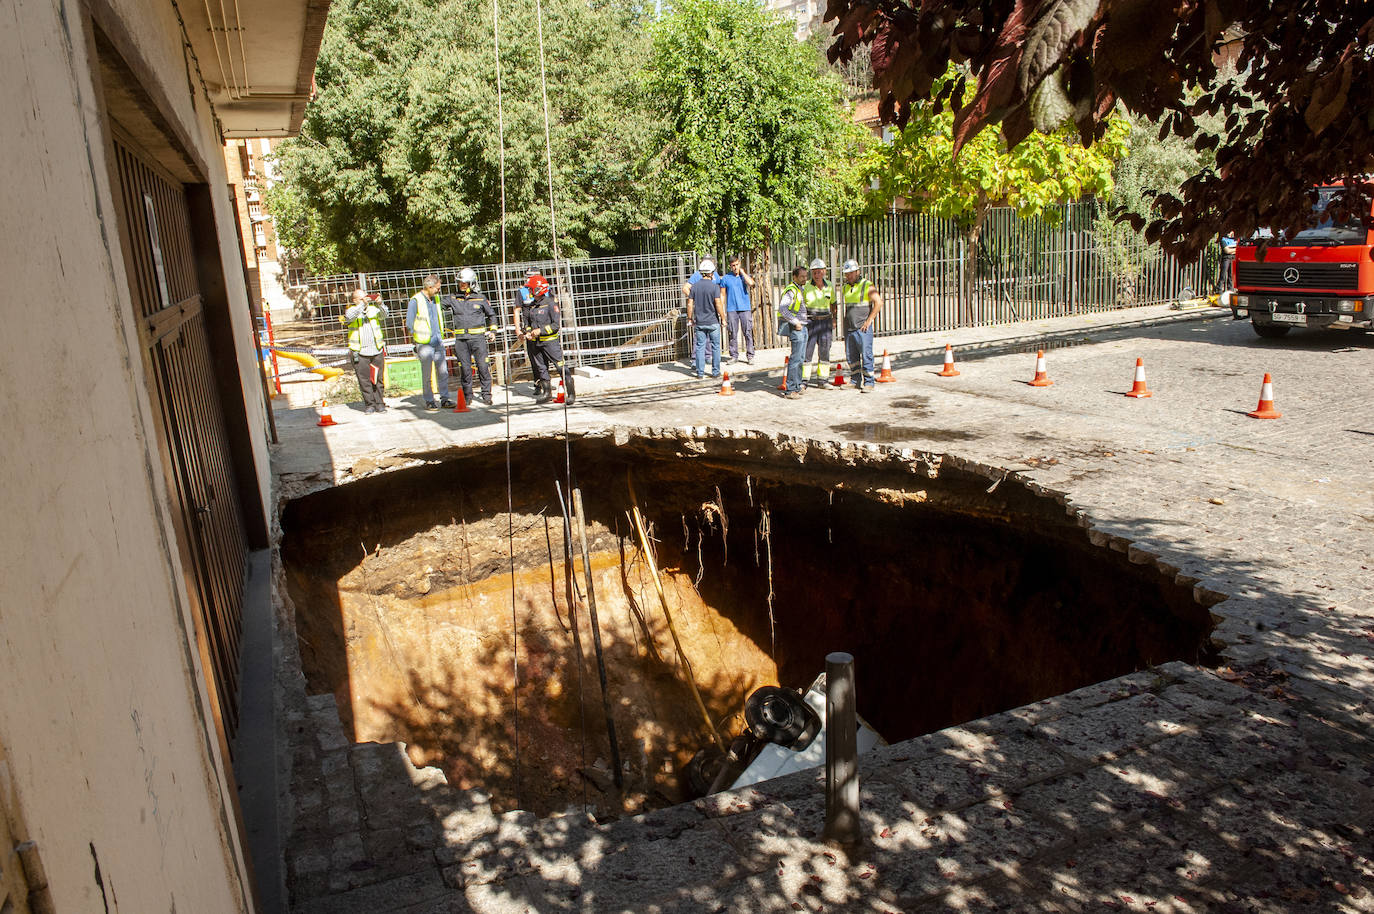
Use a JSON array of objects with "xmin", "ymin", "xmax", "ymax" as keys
[
  {"xmin": 283, "ymin": 432, "xmax": 1217, "ymax": 820},
  {"xmin": 286, "ymin": 502, "xmax": 778, "ymax": 818}
]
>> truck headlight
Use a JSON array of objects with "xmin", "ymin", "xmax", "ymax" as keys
[
  {"xmin": 1337, "ymin": 299, "xmax": 1357, "ymax": 312},
  {"xmin": 1235, "ymin": 295, "xmax": 1249, "ymax": 308}
]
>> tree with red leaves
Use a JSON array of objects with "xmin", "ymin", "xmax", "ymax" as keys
[{"xmin": 826, "ymin": 0, "xmax": 1374, "ymax": 263}]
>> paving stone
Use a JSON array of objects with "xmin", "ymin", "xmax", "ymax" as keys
[
  {"xmin": 1031, "ymin": 692, "xmax": 1193, "ymax": 762},
  {"xmin": 891, "ymin": 729, "xmax": 1076, "ymax": 812},
  {"xmin": 1013, "ymin": 748, "xmax": 1219, "ymax": 835},
  {"xmin": 294, "ymin": 870, "xmax": 450, "ymax": 914}
]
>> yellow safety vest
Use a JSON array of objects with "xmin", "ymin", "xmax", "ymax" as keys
[
  {"xmin": 411, "ymin": 293, "xmax": 444, "ymax": 344},
  {"xmin": 802, "ymin": 281, "xmax": 831, "ymax": 313},
  {"xmin": 781, "ymin": 282, "xmax": 805, "ymax": 317},
  {"xmin": 843, "ymin": 279, "xmax": 873, "ymax": 306},
  {"xmin": 346, "ymin": 304, "xmax": 385, "ymax": 352}
]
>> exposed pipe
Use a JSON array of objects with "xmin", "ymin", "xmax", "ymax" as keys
[{"xmin": 573, "ymin": 488, "xmax": 623, "ymax": 790}]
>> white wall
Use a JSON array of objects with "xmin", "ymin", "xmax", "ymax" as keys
[{"xmin": 0, "ymin": 0, "xmax": 275, "ymax": 909}]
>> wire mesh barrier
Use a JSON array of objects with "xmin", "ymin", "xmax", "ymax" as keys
[
  {"xmin": 275, "ymin": 203, "xmax": 1219, "ymax": 389},
  {"xmin": 273, "ymin": 252, "xmax": 695, "ymax": 386}
]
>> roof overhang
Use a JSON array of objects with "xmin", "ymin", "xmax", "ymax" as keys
[{"xmin": 179, "ymin": 0, "xmax": 331, "ymax": 137}]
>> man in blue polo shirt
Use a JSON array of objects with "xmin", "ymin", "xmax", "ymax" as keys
[{"xmin": 719, "ymin": 255, "xmax": 757, "ymax": 364}]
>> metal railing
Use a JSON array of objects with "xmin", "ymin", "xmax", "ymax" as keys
[
  {"xmin": 276, "ymin": 203, "xmax": 1219, "ymax": 384},
  {"xmin": 274, "ymin": 251, "xmax": 694, "ymax": 383}
]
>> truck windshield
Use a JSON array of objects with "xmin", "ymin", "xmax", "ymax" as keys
[{"xmin": 1238, "ymin": 187, "xmax": 1371, "ymax": 246}]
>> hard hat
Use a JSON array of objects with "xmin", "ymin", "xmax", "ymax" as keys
[
  {"xmin": 809, "ymin": 258, "xmax": 826, "ymax": 270},
  {"xmin": 525, "ymin": 267, "xmax": 540, "ymax": 276},
  {"xmin": 458, "ymin": 267, "xmax": 477, "ymax": 284},
  {"xmin": 699, "ymin": 259, "xmax": 715, "ymax": 274},
  {"xmin": 842, "ymin": 259, "xmax": 860, "ymax": 273},
  {"xmin": 526, "ymin": 273, "xmax": 550, "ymax": 297}
]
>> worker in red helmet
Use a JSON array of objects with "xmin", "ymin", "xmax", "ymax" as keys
[{"xmin": 522, "ymin": 273, "xmax": 575, "ymax": 406}]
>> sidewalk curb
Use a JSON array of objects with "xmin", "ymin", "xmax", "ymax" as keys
[{"xmin": 589, "ymin": 307, "xmax": 1230, "ymax": 398}]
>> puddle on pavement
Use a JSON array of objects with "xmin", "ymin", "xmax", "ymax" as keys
[{"xmin": 830, "ymin": 422, "xmax": 976, "ymax": 443}]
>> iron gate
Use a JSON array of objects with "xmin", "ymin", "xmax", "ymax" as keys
[{"xmin": 110, "ymin": 131, "xmax": 249, "ymax": 741}]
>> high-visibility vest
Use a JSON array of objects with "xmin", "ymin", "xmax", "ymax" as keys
[
  {"xmin": 781, "ymin": 282, "xmax": 805, "ymax": 317},
  {"xmin": 346, "ymin": 304, "xmax": 385, "ymax": 352},
  {"xmin": 843, "ymin": 278, "xmax": 873, "ymax": 306},
  {"xmin": 802, "ymin": 281, "xmax": 831, "ymax": 314},
  {"xmin": 411, "ymin": 292, "xmax": 444, "ymax": 344}
]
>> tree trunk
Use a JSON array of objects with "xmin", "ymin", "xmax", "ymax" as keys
[{"xmin": 961, "ymin": 199, "xmax": 988, "ymax": 327}]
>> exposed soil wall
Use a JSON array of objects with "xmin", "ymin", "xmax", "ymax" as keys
[{"xmin": 281, "ymin": 432, "xmax": 1216, "ymax": 818}]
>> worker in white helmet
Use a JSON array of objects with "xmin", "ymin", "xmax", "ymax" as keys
[
  {"xmin": 445, "ymin": 267, "xmax": 499, "ymax": 405},
  {"xmin": 801, "ymin": 257, "xmax": 836, "ymax": 387},
  {"xmin": 840, "ymin": 258, "xmax": 884, "ymax": 391}
]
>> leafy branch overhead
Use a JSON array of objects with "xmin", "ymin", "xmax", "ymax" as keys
[{"xmin": 826, "ymin": 0, "xmax": 1374, "ymax": 261}]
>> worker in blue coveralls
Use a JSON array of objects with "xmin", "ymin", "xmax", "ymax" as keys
[
  {"xmin": 523, "ymin": 273, "xmax": 575, "ymax": 406},
  {"xmin": 445, "ymin": 267, "xmax": 499, "ymax": 406},
  {"xmin": 512, "ymin": 267, "xmax": 544, "ymax": 397}
]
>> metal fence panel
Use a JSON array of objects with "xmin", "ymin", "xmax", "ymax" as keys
[{"xmin": 277, "ymin": 203, "xmax": 1221, "ymax": 386}]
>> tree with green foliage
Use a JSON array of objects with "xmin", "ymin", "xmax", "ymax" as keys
[
  {"xmin": 642, "ymin": 0, "xmax": 871, "ymax": 267},
  {"xmin": 866, "ymin": 66, "xmax": 1128, "ymax": 307},
  {"xmin": 268, "ymin": 0, "xmax": 653, "ymax": 273}
]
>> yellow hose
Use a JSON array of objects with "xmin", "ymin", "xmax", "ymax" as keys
[{"xmin": 270, "ymin": 348, "xmax": 344, "ymax": 379}]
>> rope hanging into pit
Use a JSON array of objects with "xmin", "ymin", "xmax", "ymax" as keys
[{"xmin": 491, "ymin": 0, "xmax": 523, "ymax": 810}]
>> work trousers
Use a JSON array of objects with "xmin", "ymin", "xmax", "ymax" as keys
[
  {"xmin": 782, "ymin": 323, "xmax": 807, "ymax": 393},
  {"xmin": 452, "ymin": 335, "xmax": 491, "ymax": 398},
  {"xmin": 352, "ymin": 350, "xmax": 386, "ymax": 409},
  {"xmin": 845, "ymin": 325, "xmax": 876, "ymax": 387},
  {"xmin": 693, "ymin": 324, "xmax": 721, "ymax": 378},
  {"xmin": 415, "ymin": 340, "xmax": 450, "ymax": 403},
  {"xmin": 532, "ymin": 338, "xmax": 575, "ymax": 402},
  {"xmin": 726, "ymin": 310, "xmax": 755, "ymax": 361},
  {"xmin": 803, "ymin": 313, "xmax": 833, "ymax": 383},
  {"xmin": 524, "ymin": 339, "xmax": 542, "ymax": 392}
]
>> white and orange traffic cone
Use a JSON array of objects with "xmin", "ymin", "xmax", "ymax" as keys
[
  {"xmin": 877, "ymin": 350, "xmax": 896, "ymax": 382},
  {"xmin": 554, "ymin": 378, "xmax": 566, "ymax": 404},
  {"xmin": 719, "ymin": 372, "xmax": 735, "ymax": 396},
  {"xmin": 1124, "ymin": 358, "xmax": 1153, "ymax": 398},
  {"xmin": 937, "ymin": 344, "xmax": 960, "ymax": 377},
  {"xmin": 1027, "ymin": 349, "xmax": 1054, "ymax": 387},
  {"xmin": 832, "ymin": 362, "xmax": 847, "ymax": 387},
  {"xmin": 1247, "ymin": 373, "xmax": 1281, "ymax": 419},
  {"xmin": 452, "ymin": 387, "xmax": 471, "ymax": 413},
  {"xmin": 316, "ymin": 399, "xmax": 337, "ymax": 427},
  {"xmin": 778, "ymin": 356, "xmax": 789, "ymax": 391}
]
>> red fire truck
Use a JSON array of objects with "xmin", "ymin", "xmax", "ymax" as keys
[{"xmin": 1226, "ymin": 186, "xmax": 1374, "ymax": 337}]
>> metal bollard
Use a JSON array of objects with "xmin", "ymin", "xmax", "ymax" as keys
[{"xmin": 823, "ymin": 651, "xmax": 860, "ymax": 846}]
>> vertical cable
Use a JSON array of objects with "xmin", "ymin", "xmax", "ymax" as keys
[{"xmin": 491, "ymin": 0, "xmax": 521, "ymax": 811}]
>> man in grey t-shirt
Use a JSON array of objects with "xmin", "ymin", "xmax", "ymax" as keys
[{"xmin": 688, "ymin": 259, "xmax": 726, "ymax": 379}]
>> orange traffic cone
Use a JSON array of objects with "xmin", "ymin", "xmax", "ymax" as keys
[
  {"xmin": 1124, "ymin": 358, "xmax": 1152, "ymax": 398},
  {"xmin": 778, "ymin": 356, "xmax": 789, "ymax": 391},
  {"xmin": 1247, "ymin": 373, "xmax": 1282, "ymax": 419},
  {"xmin": 719, "ymin": 372, "xmax": 735, "ymax": 396},
  {"xmin": 316, "ymin": 399, "xmax": 337, "ymax": 427},
  {"xmin": 1027, "ymin": 349, "xmax": 1054, "ymax": 387},
  {"xmin": 877, "ymin": 350, "xmax": 896, "ymax": 382},
  {"xmin": 937, "ymin": 344, "xmax": 960, "ymax": 377},
  {"xmin": 452, "ymin": 387, "xmax": 471, "ymax": 413},
  {"xmin": 555, "ymin": 378, "xmax": 566, "ymax": 404},
  {"xmin": 832, "ymin": 362, "xmax": 847, "ymax": 387}
]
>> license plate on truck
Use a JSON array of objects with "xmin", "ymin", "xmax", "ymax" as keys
[{"xmin": 1271, "ymin": 312, "xmax": 1307, "ymax": 324}]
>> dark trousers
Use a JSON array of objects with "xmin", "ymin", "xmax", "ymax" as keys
[
  {"xmin": 453, "ymin": 335, "xmax": 491, "ymax": 397},
  {"xmin": 524, "ymin": 339, "xmax": 542, "ymax": 391},
  {"xmin": 352, "ymin": 351, "xmax": 386, "ymax": 409},
  {"xmin": 532, "ymin": 339, "xmax": 575, "ymax": 402}
]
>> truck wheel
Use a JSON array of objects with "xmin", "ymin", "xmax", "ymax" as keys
[
  {"xmin": 745, "ymin": 686, "xmax": 821, "ymax": 751},
  {"xmin": 1252, "ymin": 322, "xmax": 1292, "ymax": 339},
  {"xmin": 683, "ymin": 747, "xmax": 724, "ymax": 798}
]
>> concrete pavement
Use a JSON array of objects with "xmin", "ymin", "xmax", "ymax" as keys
[{"xmin": 271, "ymin": 305, "xmax": 1374, "ymax": 913}]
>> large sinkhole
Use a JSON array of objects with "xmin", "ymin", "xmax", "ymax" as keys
[{"xmin": 281, "ymin": 431, "xmax": 1217, "ymax": 819}]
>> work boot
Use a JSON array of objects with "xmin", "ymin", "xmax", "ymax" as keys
[
  {"xmin": 440, "ymin": 398, "xmax": 456, "ymax": 409},
  {"xmin": 564, "ymin": 375, "xmax": 576, "ymax": 407},
  {"xmin": 480, "ymin": 393, "xmax": 493, "ymax": 406},
  {"xmin": 424, "ymin": 400, "xmax": 438, "ymax": 411}
]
